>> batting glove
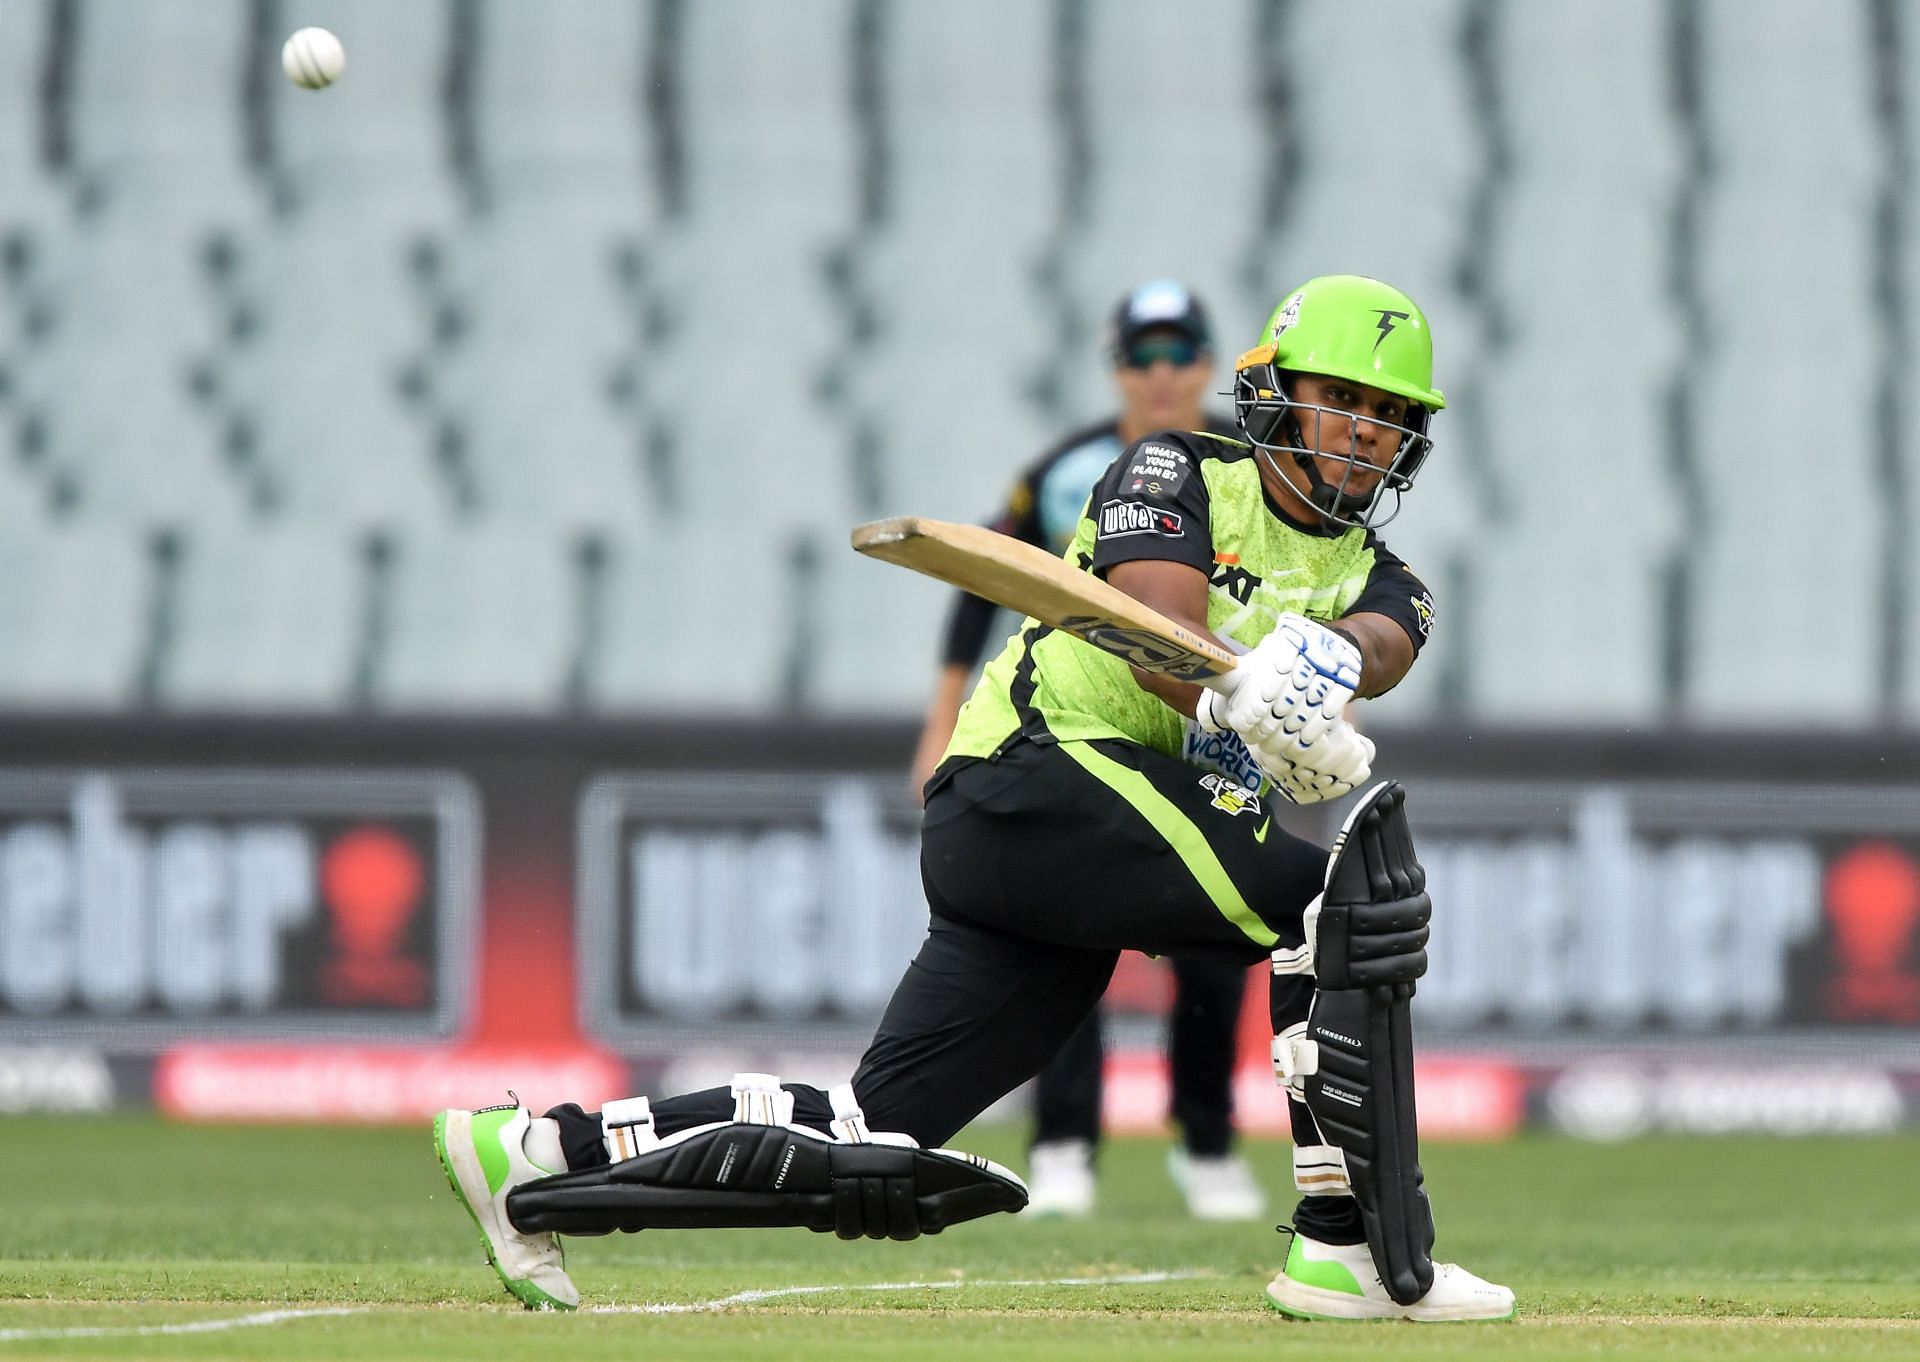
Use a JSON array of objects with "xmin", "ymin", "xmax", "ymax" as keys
[
  {"xmin": 1253, "ymin": 716, "xmax": 1375, "ymax": 805},
  {"xmin": 1196, "ymin": 613, "xmax": 1362, "ymax": 749}
]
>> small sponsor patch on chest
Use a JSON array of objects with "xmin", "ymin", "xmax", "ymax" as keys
[{"xmin": 1199, "ymin": 772, "xmax": 1262, "ymax": 816}]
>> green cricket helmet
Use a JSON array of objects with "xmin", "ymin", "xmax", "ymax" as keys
[{"xmin": 1233, "ymin": 275, "xmax": 1445, "ymax": 530}]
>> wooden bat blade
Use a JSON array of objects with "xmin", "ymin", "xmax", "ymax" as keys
[{"xmin": 851, "ymin": 516, "xmax": 1239, "ymax": 684}]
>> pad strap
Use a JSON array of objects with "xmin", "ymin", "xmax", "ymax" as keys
[
  {"xmin": 1292, "ymin": 1142, "xmax": 1353, "ymax": 1195},
  {"xmin": 1271, "ymin": 915, "xmax": 1317, "ymax": 978},
  {"xmin": 1271, "ymin": 1020, "xmax": 1318, "ymax": 1099},
  {"xmin": 827, "ymin": 1084, "xmax": 874, "ymax": 1143},
  {"xmin": 730, "ymin": 1072, "xmax": 795, "ymax": 1127},
  {"xmin": 602, "ymin": 1096, "xmax": 661, "ymax": 1163}
]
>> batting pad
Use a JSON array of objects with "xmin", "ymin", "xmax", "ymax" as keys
[
  {"xmin": 1302, "ymin": 984, "xmax": 1436, "ymax": 1306},
  {"xmin": 507, "ymin": 1120, "xmax": 1029, "ymax": 1241}
]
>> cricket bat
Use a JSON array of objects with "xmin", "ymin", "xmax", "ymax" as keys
[{"xmin": 851, "ymin": 516, "xmax": 1241, "ymax": 687}]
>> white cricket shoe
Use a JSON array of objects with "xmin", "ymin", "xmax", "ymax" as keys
[
  {"xmin": 1265, "ymin": 1233, "xmax": 1514, "ymax": 1322},
  {"xmin": 434, "ymin": 1103, "xmax": 579, "ymax": 1311},
  {"xmin": 1023, "ymin": 1139, "xmax": 1096, "ymax": 1218},
  {"xmin": 1166, "ymin": 1148, "xmax": 1268, "ymax": 1221}
]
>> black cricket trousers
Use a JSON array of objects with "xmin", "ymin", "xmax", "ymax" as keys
[{"xmin": 549, "ymin": 735, "xmax": 1362, "ymax": 1240}]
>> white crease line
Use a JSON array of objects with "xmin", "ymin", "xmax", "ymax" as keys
[
  {"xmin": 0, "ymin": 1271, "xmax": 1215, "ymax": 1335},
  {"xmin": 593, "ymin": 1270, "xmax": 1214, "ymax": 1314},
  {"xmin": 0, "ymin": 1306, "xmax": 368, "ymax": 1343}
]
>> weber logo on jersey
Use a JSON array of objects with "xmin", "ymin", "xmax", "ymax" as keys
[
  {"xmin": 1099, "ymin": 499, "xmax": 1183, "ymax": 539},
  {"xmin": 1124, "ymin": 443, "xmax": 1190, "ymax": 496}
]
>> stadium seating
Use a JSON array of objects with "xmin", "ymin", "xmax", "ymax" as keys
[
  {"xmin": 22, "ymin": 200, "xmax": 252, "ymax": 527},
  {"xmin": 161, "ymin": 520, "xmax": 362, "ymax": 709},
  {"xmin": 643, "ymin": 0, "xmax": 860, "ymax": 536},
  {"xmin": 0, "ymin": 519, "xmax": 148, "ymax": 706},
  {"xmin": 1687, "ymin": 0, "xmax": 1882, "ymax": 722},
  {"xmin": 435, "ymin": 0, "xmax": 654, "ymax": 531},
  {"xmin": 8, "ymin": 2, "xmax": 255, "ymax": 526},
  {"xmin": 809, "ymin": 525, "xmax": 951, "ymax": 714},
  {"xmin": 1906, "ymin": 22, "xmax": 1920, "ymax": 724},
  {"xmin": 1268, "ymin": 0, "xmax": 1496, "ymax": 721},
  {"xmin": 0, "ymin": 1, "xmax": 1907, "ymax": 723},
  {"xmin": 1459, "ymin": 0, "xmax": 1685, "ymax": 720},
  {"xmin": 1, "ymin": 0, "xmax": 73, "ymax": 292},
  {"xmin": 582, "ymin": 523, "xmax": 789, "ymax": 715},
  {"xmin": 849, "ymin": 0, "xmax": 1056, "ymax": 522},
  {"xmin": 374, "ymin": 522, "xmax": 574, "ymax": 710},
  {"xmin": 267, "ymin": 0, "xmax": 459, "ymax": 196},
  {"xmin": 469, "ymin": 0, "xmax": 653, "ymax": 195},
  {"xmin": 67, "ymin": 0, "xmax": 253, "ymax": 191},
  {"xmin": 209, "ymin": 1, "xmax": 462, "ymax": 528},
  {"xmin": 1060, "ymin": 0, "xmax": 1265, "ymax": 415}
]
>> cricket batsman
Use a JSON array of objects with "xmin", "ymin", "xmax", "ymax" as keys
[
  {"xmin": 913, "ymin": 279, "xmax": 1266, "ymax": 1220},
  {"xmin": 434, "ymin": 274, "xmax": 1516, "ymax": 1323}
]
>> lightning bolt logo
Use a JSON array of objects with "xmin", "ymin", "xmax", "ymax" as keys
[{"xmin": 1372, "ymin": 309, "xmax": 1412, "ymax": 353}]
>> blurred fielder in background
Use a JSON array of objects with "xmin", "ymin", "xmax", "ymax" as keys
[
  {"xmin": 435, "ymin": 275, "xmax": 1513, "ymax": 1323},
  {"xmin": 912, "ymin": 281, "xmax": 1265, "ymax": 1221}
]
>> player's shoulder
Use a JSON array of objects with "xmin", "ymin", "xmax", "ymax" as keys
[
  {"xmin": 1357, "ymin": 523, "xmax": 1422, "ymax": 578},
  {"xmin": 1138, "ymin": 420, "xmax": 1253, "ymax": 468},
  {"xmin": 1122, "ymin": 424, "xmax": 1242, "ymax": 463},
  {"xmin": 1103, "ymin": 430, "xmax": 1222, "ymax": 507}
]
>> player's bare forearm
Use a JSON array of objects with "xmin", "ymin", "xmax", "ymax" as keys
[
  {"xmin": 1104, "ymin": 559, "xmax": 1215, "ymax": 717},
  {"xmin": 1332, "ymin": 610, "xmax": 1415, "ymax": 698}
]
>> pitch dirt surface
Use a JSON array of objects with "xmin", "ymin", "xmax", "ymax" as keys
[{"xmin": 0, "ymin": 1116, "xmax": 1915, "ymax": 1360}]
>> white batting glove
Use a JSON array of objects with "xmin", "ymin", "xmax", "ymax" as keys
[
  {"xmin": 1196, "ymin": 613, "xmax": 1362, "ymax": 749},
  {"xmin": 1253, "ymin": 716, "xmax": 1375, "ymax": 805}
]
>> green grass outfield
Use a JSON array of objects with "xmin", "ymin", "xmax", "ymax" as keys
[{"xmin": 0, "ymin": 1116, "xmax": 1915, "ymax": 1360}]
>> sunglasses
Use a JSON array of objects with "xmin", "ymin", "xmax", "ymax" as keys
[{"xmin": 1120, "ymin": 336, "xmax": 1202, "ymax": 370}]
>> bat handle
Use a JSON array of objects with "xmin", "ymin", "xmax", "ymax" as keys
[{"xmin": 1198, "ymin": 661, "xmax": 1241, "ymax": 696}]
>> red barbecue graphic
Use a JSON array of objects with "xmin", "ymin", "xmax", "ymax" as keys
[
  {"xmin": 319, "ymin": 825, "xmax": 429, "ymax": 1007},
  {"xmin": 1824, "ymin": 841, "xmax": 1920, "ymax": 1024}
]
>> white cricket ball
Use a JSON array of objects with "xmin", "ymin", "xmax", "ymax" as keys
[{"xmin": 282, "ymin": 27, "xmax": 345, "ymax": 90}]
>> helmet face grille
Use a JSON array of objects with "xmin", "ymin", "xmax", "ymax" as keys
[{"xmin": 1233, "ymin": 363, "xmax": 1435, "ymax": 531}]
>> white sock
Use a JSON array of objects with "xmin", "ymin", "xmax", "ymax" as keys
[{"xmin": 521, "ymin": 1116, "xmax": 567, "ymax": 1174}]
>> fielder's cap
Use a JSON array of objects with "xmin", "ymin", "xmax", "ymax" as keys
[{"xmin": 1109, "ymin": 279, "xmax": 1212, "ymax": 357}]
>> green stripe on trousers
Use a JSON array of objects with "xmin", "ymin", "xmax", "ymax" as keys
[{"xmin": 1057, "ymin": 740, "xmax": 1277, "ymax": 948}]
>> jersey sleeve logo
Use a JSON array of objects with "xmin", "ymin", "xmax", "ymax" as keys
[
  {"xmin": 1123, "ymin": 443, "xmax": 1191, "ymax": 496},
  {"xmin": 1412, "ymin": 590, "xmax": 1436, "ymax": 636},
  {"xmin": 1099, "ymin": 499, "xmax": 1183, "ymax": 539}
]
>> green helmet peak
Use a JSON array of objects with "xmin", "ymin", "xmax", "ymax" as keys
[{"xmin": 1233, "ymin": 275, "xmax": 1443, "ymax": 531}]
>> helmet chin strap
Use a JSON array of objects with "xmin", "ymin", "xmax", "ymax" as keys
[
  {"xmin": 1261, "ymin": 397, "xmax": 1375, "ymax": 530},
  {"xmin": 1292, "ymin": 447, "xmax": 1374, "ymax": 522}
]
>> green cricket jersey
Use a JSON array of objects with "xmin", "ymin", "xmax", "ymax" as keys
[{"xmin": 946, "ymin": 429, "xmax": 1435, "ymax": 788}]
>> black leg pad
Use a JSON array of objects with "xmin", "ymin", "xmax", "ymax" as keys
[
  {"xmin": 1302, "ymin": 983, "xmax": 1436, "ymax": 1306},
  {"xmin": 506, "ymin": 1123, "xmax": 1028, "ymax": 1241},
  {"xmin": 1314, "ymin": 781, "xmax": 1431, "ymax": 991}
]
